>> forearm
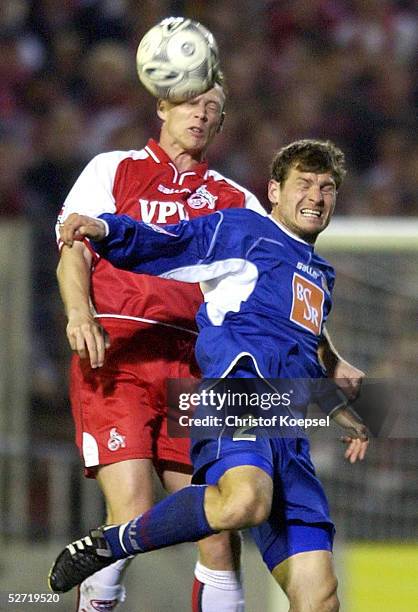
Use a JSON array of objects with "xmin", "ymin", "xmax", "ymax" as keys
[
  {"xmin": 57, "ymin": 241, "xmax": 109, "ymax": 368},
  {"xmin": 93, "ymin": 213, "xmax": 199, "ymax": 275},
  {"xmin": 59, "ymin": 210, "xmax": 237, "ymax": 283},
  {"xmin": 57, "ymin": 242, "xmax": 93, "ymax": 320},
  {"xmin": 319, "ymin": 325, "xmax": 365, "ymax": 401},
  {"xmin": 91, "ymin": 213, "xmax": 220, "ymax": 281},
  {"xmin": 318, "ymin": 326, "xmax": 340, "ymax": 374}
]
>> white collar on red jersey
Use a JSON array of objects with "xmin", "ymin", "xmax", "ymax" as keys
[{"xmin": 145, "ymin": 139, "xmax": 209, "ymax": 180}]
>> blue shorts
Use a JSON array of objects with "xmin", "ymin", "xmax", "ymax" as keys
[
  {"xmin": 191, "ymin": 358, "xmax": 335, "ymax": 570},
  {"xmin": 192, "ymin": 436, "xmax": 334, "ymax": 570}
]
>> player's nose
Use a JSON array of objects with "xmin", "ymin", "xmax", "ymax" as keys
[
  {"xmin": 194, "ymin": 101, "xmax": 208, "ymax": 121},
  {"xmin": 308, "ymin": 185, "xmax": 323, "ymax": 204}
]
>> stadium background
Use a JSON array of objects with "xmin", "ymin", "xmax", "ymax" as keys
[{"xmin": 0, "ymin": 0, "xmax": 417, "ymax": 610}]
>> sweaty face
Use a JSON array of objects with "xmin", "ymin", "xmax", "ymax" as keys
[
  {"xmin": 158, "ymin": 86, "xmax": 225, "ymax": 156},
  {"xmin": 268, "ymin": 166, "xmax": 337, "ymax": 243}
]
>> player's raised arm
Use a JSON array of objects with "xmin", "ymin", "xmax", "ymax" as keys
[{"xmin": 61, "ymin": 210, "xmax": 245, "ymax": 284}]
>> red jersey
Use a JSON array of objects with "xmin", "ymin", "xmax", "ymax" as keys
[{"xmin": 57, "ymin": 139, "xmax": 265, "ymax": 333}]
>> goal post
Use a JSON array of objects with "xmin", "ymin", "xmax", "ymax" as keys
[{"xmin": 317, "ymin": 217, "xmax": 418, "ymax": 251}]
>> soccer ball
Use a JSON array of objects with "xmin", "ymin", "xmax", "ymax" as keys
[{"xmin": 136, "ymin": 17, "xmax": 219, "ymax": 103}]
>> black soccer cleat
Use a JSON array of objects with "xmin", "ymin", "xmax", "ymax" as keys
[{"xmin": 48, "ymin": 527, "xmax": 115, "ymax": 593}]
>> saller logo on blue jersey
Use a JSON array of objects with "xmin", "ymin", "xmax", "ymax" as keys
[{"xmin": 290, "ymin": 273, "xmax": 324, "ymax": 335}]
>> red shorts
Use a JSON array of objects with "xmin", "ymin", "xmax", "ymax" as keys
[{"xmin": 70, "ymin": 319, "xmax": 199, "ymax": 478}]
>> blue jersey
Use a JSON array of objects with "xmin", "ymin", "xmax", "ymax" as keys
[
  {"xmin": 94, "ymin": 209, "xmax": 335, "ymax": 382},
  {"xmin": 93, "ymin": 209, "xmax": 338, "ymax": 564}
]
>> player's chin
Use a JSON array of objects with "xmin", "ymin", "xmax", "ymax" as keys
[
  {"xmin": 301, "ymin": 218, "xmax": 329, "ymax": 236},
  {"xmin": 185, "ymin": 139, "xmax": 207, "ymax": 155},
  {"xmin": 298, "ymin": 223, "xmax": 323, "ymax": 241}
]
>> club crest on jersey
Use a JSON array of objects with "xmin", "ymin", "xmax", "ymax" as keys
[
  {"xmin": 107, "ymin": 428, "xmax": 126, "ymax": 451},
  {"xmin": 187, "ymin": 185, "xmax": 217, "ymax": 210},
  {"xmin": 290, "ymin": 273, "xmax": 324, "ymax": 336}
]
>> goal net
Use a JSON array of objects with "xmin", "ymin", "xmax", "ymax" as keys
[{"xmin": 311, "ymin": 218, "xmax": 418, "ymax": 541}]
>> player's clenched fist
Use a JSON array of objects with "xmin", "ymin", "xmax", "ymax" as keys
[{"xmin": 59, "ymin": 213, "xmax": 106, "ymax": 246}]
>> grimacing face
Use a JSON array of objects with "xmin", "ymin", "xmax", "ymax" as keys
[
  {"xmin": 157, "ymin": 85, "xmax": 225, "ymax": 156},
  {"xmin": 268, "ymin": 165, "xmax": 337, "ymax": 243}
]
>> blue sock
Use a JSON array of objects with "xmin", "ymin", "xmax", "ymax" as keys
[{"xmin": 104, "ymin": 484, "xmax": 216, "ymax": 559}]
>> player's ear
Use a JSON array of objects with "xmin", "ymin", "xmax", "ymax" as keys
[
  {"xmin": 268, "ymin": 179, "xmax": 280, "ymax": 206},
  {"xmin": 157, "ymin": 99, "xmax": 168, "ymax": 121},
  {"xmin": 216, "ymin": 111, "xmax": 225, "ymax": 133}
]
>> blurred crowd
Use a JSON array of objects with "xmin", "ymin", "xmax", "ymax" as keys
[{"xmin": 0, "ymin": 0, "xmax": 416, "ymax": 435}]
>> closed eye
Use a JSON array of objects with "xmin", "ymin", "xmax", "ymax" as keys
[
  {"xmin": 207, "ymin": 102, "xmax": 220, "ymax": 111},
  {"xmin": 321, "ymin": 185, "xmax": 335, "ymax": 194}
]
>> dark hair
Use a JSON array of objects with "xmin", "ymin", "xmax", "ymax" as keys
[{"xmin": 270, "ymin": 139, "xmax": 346, "ymax": 189}]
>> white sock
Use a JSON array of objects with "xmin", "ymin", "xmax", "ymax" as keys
[
  {"xmin": 194, "ymin": 561, "xmax": 245, "ymax": 612},
  {"xmin": 79, "ymin": 558, "xmax": 132, "ymax": 605}
]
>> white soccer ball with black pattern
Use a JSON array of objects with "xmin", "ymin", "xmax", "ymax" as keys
[{"xmin": 136, "ymin": 17, "xmax": 219, "ymax": 103}]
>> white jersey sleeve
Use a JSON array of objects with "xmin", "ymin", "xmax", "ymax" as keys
[
  {"xmin": 243, "ymin": 191, "xmax": 266, "ymax": 215},
  {"xmin": 55, "ymin": 150, "xmax": 143, "ymax": 244},
  {"xmin": 205, "ymin": 168, "xmax": 266, "ymax": 216},
  {"xmin": 225, "ymin": 177, "xmax": 266, "ymax": 216},
  {"xmin": 58, "ymin": 152, "xmax": 126, "ymax": 218}
]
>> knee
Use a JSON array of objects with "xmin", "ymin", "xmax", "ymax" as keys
[
  {"xmin": 315, "ymin": 586, "xmax": 339, "ymax": 612},
  {"xmin": 328, "ymin": 593, "xmax": 340, "ymax": 612},
  {"xmin": 97, "ymin": 459, "xmax": 155, "ymax": 523},
  {"xmin": 106, "ymin": 492, "xmax": 153, "ymax": 524},
  {"xmin": 326, "ymin": 579, "xmax": 340, "ymax": 612},
  {"xmin": 217, "ymin": 491, "xmax": 271, "ymax": 530},
  {"xmin": 289, "ymin": 577, "xmax": 339, "ymax": 612},
  {"xmin": 315, "ymin": 583, "xmax": 339, "ymax": 612},
  {"xmin": 204, "ymin": 467, "xmax": 273, "ymax": 531}
]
